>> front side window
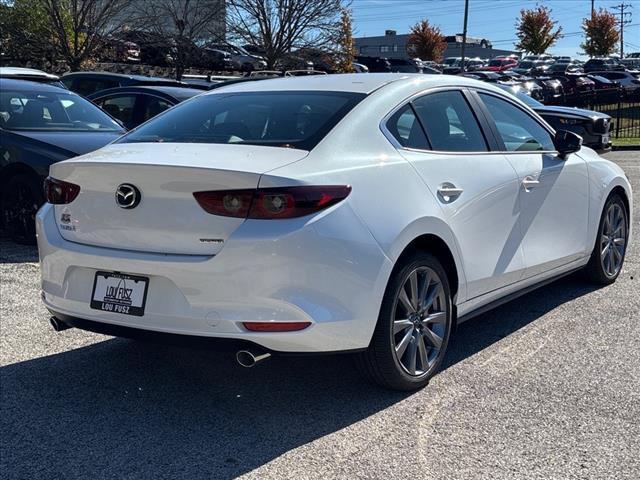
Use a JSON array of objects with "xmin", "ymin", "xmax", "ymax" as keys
[
  {"xmin": 479, "ymin": 93, "xmax": 555, "ymax": 152},
  {"xmin": 119, "ymin": 91, "xmax": 364, "ymax": 151},
  {"xmin": 0, "ymin": 89, "xmax": 122, "ymax": 131},
  {"xmin": 412, "ymin": 91, "xmax": 488, "ymax": 152}
]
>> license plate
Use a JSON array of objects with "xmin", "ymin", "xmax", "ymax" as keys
[
  {"xmin": 602, "ymin": 134, "xmax": 610, "ymax": 145},
  {"xmin": 90, "ymin": 271, "xmax": 149, "ymax": 316}
]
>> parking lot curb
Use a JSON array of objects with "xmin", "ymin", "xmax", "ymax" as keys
[{"xmin": 612, "ymin": 145, "xmax": 640, "ymax": 151}]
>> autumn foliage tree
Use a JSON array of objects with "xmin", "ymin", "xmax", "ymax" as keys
[
  {"xmin": 332, "ymin": 8, "xmax": 355, "ymax": 73},
  {"xmin": 405, "ymin": 20, "xmax": 446, "ymax": 62},
  {"xmin": 515, "ymin": 6, "xmax": 562, "ymax": 55},
  {"xmin": 581, "ymin": 9, "xmax": 619, "ymax": 57}
]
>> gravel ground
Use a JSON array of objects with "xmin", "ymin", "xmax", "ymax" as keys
[{"xmin": 1, "ymin": 151, "xmax": 638, "ymax": 480}]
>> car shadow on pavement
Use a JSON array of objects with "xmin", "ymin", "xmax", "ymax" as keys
[
  {"xmin": 443, "ymin": 273, "xmax": 600, "ymax": 370},
  {"xmin": 1, "ymin": 272, "xmax": 600, "ymax": 479},
  {"xmin": 0, "ymin": 237, "xmax": 39, "ymax": 263},
  {"xmin": 0, "ymin": 339, "xmax": 408, "ymax": 479}
]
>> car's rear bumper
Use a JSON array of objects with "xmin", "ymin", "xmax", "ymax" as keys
[{"xmin": 37, "ymin": 203, "xmax": 392, "ymax": 353}]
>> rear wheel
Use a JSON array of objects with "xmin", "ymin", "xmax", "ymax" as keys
[
  {"xmin": 584, "ymin": 194, "xmax": 628, "ymax": 284},
  {"xmin": 1, "ymin": 174, "xmax": 43, "ymax": 245},
  {"xmin": 358, "ymin": 252, "xmax": 453, "ymax": 390}
]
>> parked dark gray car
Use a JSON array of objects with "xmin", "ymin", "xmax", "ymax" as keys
[{"xmin": 0, "ymin": 79, "xmax": 124, "ymax": 243}]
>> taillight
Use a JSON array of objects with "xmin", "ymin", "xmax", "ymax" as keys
[
  {"xmin": 44, "ymin": 177, "xmax": 80, "ymax": 204},
  {"xmin": 193, "ymin": 185, "xmax": 351, "ymax": 219},
  {"xmin": 243, "ymin": 322, "xmax": 311, "ymax": 332}
]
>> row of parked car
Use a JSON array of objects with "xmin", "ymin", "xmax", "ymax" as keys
[
  {"xmin": 0, "ymin": 64, "xmax": 622, "ymax": 244},
  {"xmin": 357, "ymin": 53, "xmax": 640, "ymax": 104},
  {"xmin": 98, "ymin": 33, "xmax": 268, "ymax": 72}
]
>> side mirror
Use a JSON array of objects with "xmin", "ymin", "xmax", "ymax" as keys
[{"xmin": 554, "ymin": 130, "xmax": 582, "ymax": 158}]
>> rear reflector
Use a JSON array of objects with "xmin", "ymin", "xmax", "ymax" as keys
[
  {"xmin": 44, "ymin": 177, "xmax": 81, "ymax": 205},
  {"xmin": 194, "ymin": 185, "xmax": 351, "ymax": 219},
  {"xmin": 243, "ymin": 322, "xmax": 311, "ymax": 332}
]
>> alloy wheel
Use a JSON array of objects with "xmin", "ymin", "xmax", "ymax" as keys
[
  {"xmin": 392, "ymin": 266, "xmax": 447, "ymax": 377},
  {"xmin": 600, "ymin": 202, "xmax": 627, "ymax": 278}
]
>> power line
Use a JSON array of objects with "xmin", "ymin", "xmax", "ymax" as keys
[{"xmin": 612, "ymin": 3, "xmax": 633, "ymax": 57}]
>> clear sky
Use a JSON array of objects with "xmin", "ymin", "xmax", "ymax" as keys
[{"xmin": 351, "ymin": 0, "xmax": 640, "ymax": 58}]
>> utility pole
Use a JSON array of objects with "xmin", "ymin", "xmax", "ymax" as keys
[
  {"xmin": 612, "ymin": 3, "xmax": 632, "ymax": 58},
  {"xmin": 591, "ymin": 0, "xmax": 594, "ymax": 18},
  {"xmin": 460, "ymin": 0, "xmax": 469, "ymax": 72}
]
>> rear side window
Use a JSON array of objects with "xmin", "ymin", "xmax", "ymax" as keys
[
  {"xmin": 142, "ymin": 95, "xmax": 173, "ymax": 122},
  {"xmin": 119, "ymin": 91, "xmax": 365, "ymax": 150},
  {"xmin": 412, "ymin": 91, "xmax": 488, "ymax": 152},
  {"xmin": 479, "ymin": 93, "xmax": 555, "ymax": 152},
  {"xmin": 95, "ymin": 95, "xmax": 137, "ymax": 129},
  {"xmin": 385, "ymin": 104, "xmax": 429, "ymax": 149}
]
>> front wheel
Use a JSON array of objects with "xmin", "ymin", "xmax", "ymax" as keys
[
  {"xmin": 358, "ymin": 252, "xmax": 453, "ymax": 390},
  {"xmin": 584, "ymin": 194, "xmax": 629, "ymax": 285}
]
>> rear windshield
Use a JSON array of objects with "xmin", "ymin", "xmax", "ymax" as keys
[{"xmin": 118, "ymin": 90, "xmax": 365, "ymax": 150}]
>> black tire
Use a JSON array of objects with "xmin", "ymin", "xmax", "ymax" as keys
[
  {"xmin": 1, "ymin": 174, "xmax": 43, "ymax": 245},
  {"xmin": 358, "ymin": 251, "xmax": 453, "ymax": 391},
  {"xmin": 584, "ymin": 193, "xmax": 629, "ymax": 285}
]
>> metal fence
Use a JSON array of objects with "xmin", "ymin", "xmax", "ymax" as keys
[
  {"xmin": 592, "ymin": 100, "xmax": 640, "ymax": 139},
  {"xmin": 581, "ymin": 90, "xmax": 640, "ymax": 139}
]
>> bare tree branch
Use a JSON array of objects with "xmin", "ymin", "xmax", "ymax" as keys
[{"xmin": 228, "ymin": 0, "xmax": 344, "ymax": 69}]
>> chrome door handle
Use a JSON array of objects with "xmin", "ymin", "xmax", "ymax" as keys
[
  {"xmin": 522, "ymin": 176, "xmax": 540, "ymax": 191},
  {"xmin": 437, "ymin": 183, "xmax": 463, "ymax": 202}
]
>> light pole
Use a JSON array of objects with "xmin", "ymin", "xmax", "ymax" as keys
[{"xmin": 460, "ymin": 0, "xmax": 469, "ymax": 72}]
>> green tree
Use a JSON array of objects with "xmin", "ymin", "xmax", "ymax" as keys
[
  {"xmin": 0, "ymin": 0, "xmax": 53, "ymax": 66},
  {"xmin": 581, "ymin": 9, "xmax": 619, "ymax": 57},
  {"xmin": 405, "ymin": 19, "xmax": 446, "ymax": 62},
  {"xmin": 515, "ymin": 6, "xmax": 562, "ymax": 55}
]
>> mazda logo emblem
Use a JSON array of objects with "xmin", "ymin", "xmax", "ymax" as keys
[{"xmin": 115, "ymin": 184, "xmax": 141, "ymax": 209}]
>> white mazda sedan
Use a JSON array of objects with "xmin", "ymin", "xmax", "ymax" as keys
[{"xmin": 37, "ymin": 74, "xmax": 632, "ymax": 390}]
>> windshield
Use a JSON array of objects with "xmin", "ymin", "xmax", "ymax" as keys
[
  {"xmin": 118, "ymin": 91, "xmax": 365, "ymax": 150},
  {"xmin": 0, "ymin": 89, "xmax": 122, "ymax": 132},
  {"xmin": 489, "ymin": 60, "xmax": 505, "ymax": 67},
  {"xmin": 517, "ymin": 61, "xmax": 534, "ymax": 68}
]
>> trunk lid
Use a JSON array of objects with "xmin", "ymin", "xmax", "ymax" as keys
[{"xmin": 51, "ymin": 143, "xmax": 308, "ymax": 255}]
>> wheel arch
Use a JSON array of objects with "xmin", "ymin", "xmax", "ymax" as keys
[
  {"xmin": 610, "ymin": 185, "xmax": 630, "ymax": 217},
  {"xmin": 0, "ymin": 162, "xmax": 42, "ymax": 199},
  {"xmin": 597, "ymin": 179, "xmax": 634, "ymax": 249},
  {"xmin": 394, "ymin": 233, "xmax": 462, "ymax": 306}
]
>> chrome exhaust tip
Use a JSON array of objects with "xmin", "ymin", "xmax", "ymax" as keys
[
  {"xmin": 236, "ymin": 349, "xmax": 271, "ymax": 368},
  {"xmin": 50, "ymin": 317, "xmax": 72, "ymax": 332}
]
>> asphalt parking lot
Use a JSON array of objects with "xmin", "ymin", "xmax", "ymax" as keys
[{"xmin": 1, "ymin": 151, "xmax": 638, "ymax": 480}]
